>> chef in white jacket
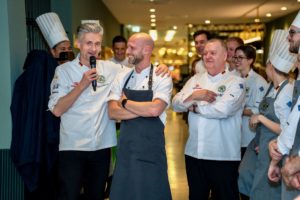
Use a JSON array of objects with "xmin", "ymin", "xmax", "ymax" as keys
[{"xmin": 172, "ymin": 38, "xmax": 245, "ymax": 200}]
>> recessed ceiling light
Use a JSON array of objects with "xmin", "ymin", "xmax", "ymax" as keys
[
  {"xmin": 188, "ymin": 24, "xmax": 193, "ymax": 28},
  {"xmin": 151, "ymin": 18, "xmax": 156, "ymax": 22},
  {"xmin": 266, "ymin": 13, "xmax": 272, "ymax": 17},
  {"xmin": 150, "ymin": 8, "xmax": 155, "ymax": 12},
  {"xmin": 254, "ymin": 18, "xmax": 260, "ymax": 23},
  {"xmin": 281, "ymin": 6, "xmax": 287, "ymax": 11},
  {"xmin": 173, "ymin": 26, "xmax": 177, "ymax": 30},
  {"xmin": 298, "ymin": 0, "xmax": 300, "ymax": 2},
  {"xmin": 150, "ymin": 14, "xmax": 156, "ymax": 18},
  {"xmin": 205, "ymin": 20, "xmax": 211, "ymax": 24},
  {"xmin": 151, "ymin": 23, "xmax": 156, "ymax": 27}
]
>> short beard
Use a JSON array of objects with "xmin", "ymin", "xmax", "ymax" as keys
[
  {"xmin": 289, "ymin": 41, "xmax": 300, "ymax": 54},
  {"xmin": 128, "ymin": 54, "xmax": 143, "ymax": 65}
]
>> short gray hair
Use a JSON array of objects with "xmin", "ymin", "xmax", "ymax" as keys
[{"xmin": 77, "ymin": 23, "xmax": 104, "ymax": 40}]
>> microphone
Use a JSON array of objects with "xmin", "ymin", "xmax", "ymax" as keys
[{"xmin": 90, "ymin": 56, "xmax": 97, "ymax": 91}]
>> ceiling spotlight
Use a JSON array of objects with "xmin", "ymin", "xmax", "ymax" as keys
[
  {"xmin": 164, "ymin": 30, "xmax": 176, "ymax": 42},
  {"xmin": 188, "ymin": 24, "xmax": 193, "ymax": 28},
  {"xmin": 205, "ymin": 20, "xmax": 211, "ymax": 24},
  {"xmin": 150, "ymin": 8, "xmax": 155, "ymax": 12},
  {"xmin": 173, "ymin": 26, "xmax": 177, "ymax": 30},
  {"xmin": 266, "ymin": 13, "xmax": 272, "ymax": 17},
  {"xmin": 150, "ymin": 14, "xmax": 156, "ymax": 18},
  {"xmin": 298, "ymin": 0, "xmax": 300, "ymax": 2},
  {"xmin": 254, "ymin": 18, "xmax": 260, "ymax": 23},
  {"xmin": 151, "ymin": 23, "xmax": 156, "ymax": 27},
  {"xmin": 149, "ymin": 29, "xmax": 157, "ymax": 41},
  {"xmin": 151, "ymin": 18, "xmax": 156, "ymax": 22},
  {"xmin": 281, "ymin": 7, "xmax": 287, "ymax": 11}
]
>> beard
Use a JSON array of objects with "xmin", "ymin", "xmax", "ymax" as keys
[
  {"xmin": 128, "ymin": 54, "xmax": 144, "ymax": 65},
  {"xmin": 289, "ymin": 40, "xmax": 300, "ymax": 54}
]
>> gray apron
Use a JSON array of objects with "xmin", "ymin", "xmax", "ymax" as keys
[
  {"xmin": 250, "ymin": 80, "xmax": 288, "ymax": 200},
  {"xmin": 110, "ymin": 65, "xmax": 172, "ymax": 200},
  {"xmin": 238, "ymin": 84, "xmax": 274, "ymax": 196},
  {"xmin": 282, "ymin": 80, "xmax": 300, "ymax": 200}
]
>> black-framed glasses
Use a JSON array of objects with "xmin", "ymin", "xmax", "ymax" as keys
[
  {"xmin": 288, "ymin": 29, "xmax": 300, "ymax": 37},
  {"xmin": 233, "ymin": 56, "xmax": 247, "ymax": 61}
]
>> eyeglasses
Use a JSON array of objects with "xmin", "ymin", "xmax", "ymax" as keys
[
  {"xmin": 233, "ymin": 56, "xmax": 247, "ymax": 61},
  {"xmin": 288, "ymin": 29, "xmax": 300, "ymax": 37}
]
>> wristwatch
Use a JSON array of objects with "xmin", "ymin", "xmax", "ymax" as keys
[{"xmin": 121, "ymin": 99, "xmax": 128, "ymax": 109}]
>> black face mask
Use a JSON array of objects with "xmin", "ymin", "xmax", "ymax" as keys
[{"xmin": 57, "ymin": 51, "xmax": 75, "ymax": 62}]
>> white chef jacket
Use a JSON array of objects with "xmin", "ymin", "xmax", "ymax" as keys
[
  {"xmin": 107, "ymin": 65, "xmax": 173, "ymax": 125},
  {"xmin": 110, "ymin": 57, "xmax": 132, "ymax": 68},
  {"xmin": 241, "ymin": 69, "xmax": 268, "ymax": 147},
  {"xmin": 48, "ymin": 56, "xmax": 124, "ymax": 151},
  {"xmin": 277, "ymin": 82, "xmax": 300, "ymax": 156},
  {"xmin": 195, "ymin": 60, "xmax": 207, "ymax": 76},
  {"xmin": 269, "ymin": 80, "xmax": 294, "ymax": 131},
  {"xmin": 172, "ymin": 71, "xmax": 245, "ymax": 161}
]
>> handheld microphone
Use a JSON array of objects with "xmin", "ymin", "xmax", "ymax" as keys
[{"xmin": 89, "ymin": 56, "xmax": 97, "ymax": 91}]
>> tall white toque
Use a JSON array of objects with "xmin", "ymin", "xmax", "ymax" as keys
[
  {"xmin": 292, "ymin": 11, "xmax": 300, "ymax": 28},
  {"xmin": 36, "ymin": 12, "xmax": 69, "ymax": 48},
  {"xmin": 269, "ymin": 29, "xmax": 296, "ymax": 73}
]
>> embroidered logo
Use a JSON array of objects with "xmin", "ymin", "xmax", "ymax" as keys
[
  {"xmin": 260, "ymin": 101, "xmax": 269, "ymax": 112},
  {"xmin": 259, "ymin": 86, "xmax": 264, "ymax": 92},
  {"xmin": 97, "ymin": 75, "xmax": 106, "ymax": 83},
  {"xmin": 287, "ymin": 101, "xmax": 292, "ymax": 108},
  {"xmin": 245, "ymin": 87, "xmax": 250, "ymax": 94},
  {"xmin": 239, "ymin": 83, "xmax": 244, "ymax": 89},
  {"xmin": 218, "ymin": 85, "xmax": 226, "ymax": 93}
]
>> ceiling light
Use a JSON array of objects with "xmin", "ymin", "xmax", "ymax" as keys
[
  {"xmin": 151, "ymin": 23, "xmax": 156, "ymax": 27},
  {"xmin": 150, "ymin": 8, "xmax": 155, "ymax": 12},
  {"xmin": 298, "ymin": 0, "xmax": 300, "ymax": 2},
  {"xmin": 254, "ymin": 18, "xmax": 260, "ymax": 23},
  {"xmin": 266, "ymin": 13, "xmax": 272, "ymax": 17},
  {"xmin": 164, "ymin": 30, "xmax": 176, "ymax": 42},
  {"xmin": 131, "ymin": 26, "xmax": 140, "ymax": 32},
  {"xmin": 281, "ymin": 7, "xmax": 287, "ymax": 11},
  {"xmin": 173, "ymin": 26, "xmax": 177, "ymax": 30},
  {"xmin": 188, "ymin": 24, "xmax": 193, "ymax": 28},
  {"xmin": 205, "ymin": 20, "xmax": 211, "ymax": 24},
  {"xmin": 150, "ymin": 14, "xmax": 156, "ymax": 18},
  {"xmin": 149, "ymin": 29, "xmax": 158, "ymax": 41},
  {"xmin": 244, "ymin": 36, "xmax": 261, "ymax": 44},
  {"xmin": 151, "ymin": 18, "xmax": 156, "ymax": 22}
]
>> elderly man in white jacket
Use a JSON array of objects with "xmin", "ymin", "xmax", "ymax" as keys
[{"xmin": 172, "ymin": 38, "xmax": 245, "ymax": 200}]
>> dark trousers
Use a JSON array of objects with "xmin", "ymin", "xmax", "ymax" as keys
[
  {"xmin": 58, "ymin": 148, "xmax": 110, "ymax": 200},
  {"xmin": 185, "ymin": 155, "xmax": 240, "ymax": 200}
]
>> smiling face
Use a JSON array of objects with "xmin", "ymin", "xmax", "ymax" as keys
[
  {"xmin": 113, "ymin": 41, "xmax": 127, "ymax": 62},
  {"xmin": 194, "ymin": 34, "xmax": 208, "ymax": 56},
  {"xmin": 288, "ymin": 25, "xmax": 300, "ymax": 54},
  {"xmin": 234, "ymin": 49, "xmax": 252, "ymax": 73},
  {"xmin": 76, "ymin": 32, "xmax": 102, "ymax": 66},
  {"xmin": 203, "ymin": 39, "xmax": 227, "ymax": 76}
]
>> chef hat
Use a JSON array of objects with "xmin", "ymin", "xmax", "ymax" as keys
[
  {"xmin": 292, "ymin": 11, "xmax": 300, "ymax": 28},
  {"xmin": 268, "ymin": 30, "xmax": 286, "ymax": 60},
  {"xmin": 36, "ymin": 12, "xmax": 69, "ymax": 48},
  {"xmin": 269, "ymin": 30, "xmax": 296, "ymax": 73},
  {"xmin": 81, "ymin": 20, "xmax": 100, "ymax": 25}
]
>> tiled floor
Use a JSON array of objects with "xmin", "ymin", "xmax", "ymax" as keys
[{"xmin": 165, "ymin": 110, "xmax": 189, "ymax": 200}]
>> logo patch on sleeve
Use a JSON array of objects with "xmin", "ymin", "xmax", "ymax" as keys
[
  {"xmin": 259, "ymin": 86, "xmax": 264, "ymax": 92},
  {"xmin": 239, "ymin": 84, "xmax": 244, "ymax": 89},
  {"xmin": 287, "ymin": 101, "xmax": 292, "ymax": 108}
]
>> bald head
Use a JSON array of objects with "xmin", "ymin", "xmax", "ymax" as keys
[
  {"xmin": 126, "ymin": 32, "xmax": 154, "ymax": 68},
  {"xmin": 129, "ymin": 32, "xmax": 154, "ymax": 49}
]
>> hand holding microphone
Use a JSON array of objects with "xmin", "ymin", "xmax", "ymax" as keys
[{"xmin": 90, "ymin": 56, "xmax": 97, "ymax": 91}]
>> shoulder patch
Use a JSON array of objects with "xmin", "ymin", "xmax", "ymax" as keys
[
  {"xmin": 239, "ymin": 83, "xmax": 244, "ymax": 89},
  {"xmin": 259, "ymin": 86, "xmax": 264, "ymax": 92}
]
